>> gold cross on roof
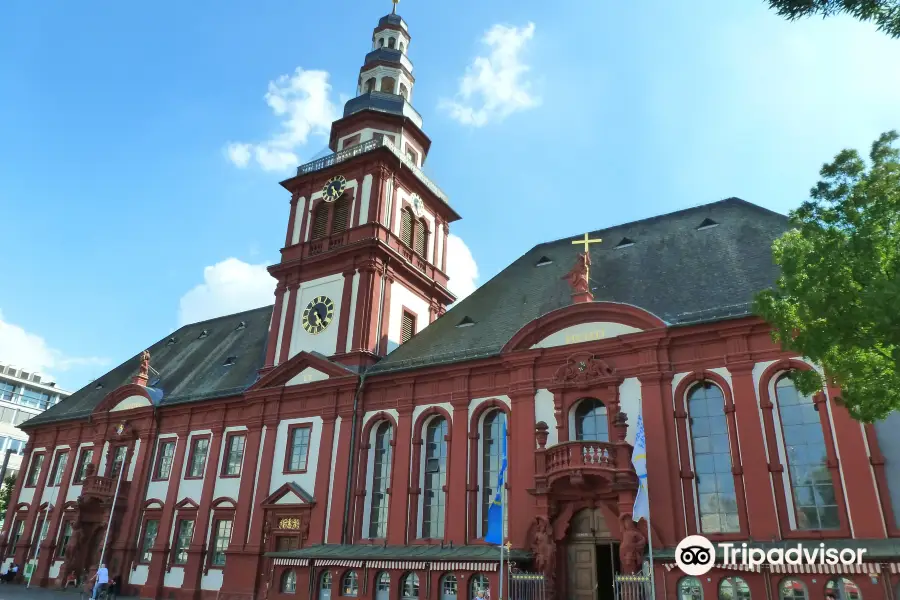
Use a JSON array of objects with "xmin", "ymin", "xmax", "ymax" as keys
[
  {"xmin": 572, "ymin": 232, "xmax": 602, "ymax": 253},
  {"xmin": 392, "ymin": 0, "xmax": 399, "ymax": 14},
  {"xmin": 505, "ymin": 541, "xmax": 512, "ymax": 551}
]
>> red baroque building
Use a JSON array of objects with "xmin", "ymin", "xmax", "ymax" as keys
[{"xmin": 4, "ymin": 8, "xmax": 900, "ymax": 600}]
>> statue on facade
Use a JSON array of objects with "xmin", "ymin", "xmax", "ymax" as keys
[
  {"xmin": 139, "ymin": 350, "xmax": 150, "ymax": 380},
  {"xmin": 562, "ymin": 252, "xmax": 591, "ymax": 295},
  {"xmin": 619, "ymin": 517, "xmax": 646, "ymax": 574},
  {"xmin": 530, "ymin": 515, "xmax": 557, "ymax": 599}
]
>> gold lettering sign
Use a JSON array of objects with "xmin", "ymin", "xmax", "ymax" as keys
[
  {"xmin": 564, "ymin": 330, "xmax": 605, "ymax": 345},
  {"xmin": 278, "ymin": 517, "xmax": 302, "ymax": 530}
]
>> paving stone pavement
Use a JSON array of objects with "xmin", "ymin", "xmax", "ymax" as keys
[{"xmin": 0, "ymin": 585, "xmax": 136, "ymax": 600}]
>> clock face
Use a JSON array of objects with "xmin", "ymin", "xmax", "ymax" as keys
[
  {"xmin": 322, "ymin": 175, "xmax": 346, "ymax": 203},
  {"xmin": 301, "ymin": 295, "xmax": 335, "ymax": 335}
]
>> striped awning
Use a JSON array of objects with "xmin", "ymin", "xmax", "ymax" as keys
[
  {"xmin": 315, "ymin": 560, "xmax": 364, "ymax": 568},
  {"xmin": 429, "ymin": 562, "xmax": 497, "ymax": 572},
  {"xmin": 663, "ymin": 563, "xmax": 882, "ymax": 575},
  {"xmin": 663, "ymin": 564, "xmax": 762, "ymax": 573},
  {"xmin": 368, "ymin": 561, "xmax": 427, "ymax": 570},
  {"xmin": 770, "ymin": 563, "xmax": 881, "ymax": 575},
  {"xmin": 273, "ymin": 558, "xmax": 309, "ymax": 566}
]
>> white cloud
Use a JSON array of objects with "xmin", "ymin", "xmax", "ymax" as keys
[
  {"xmin": 445, "ymin": 234, "xmax": 480, "ymax": 302},
  {"xmin": 178, "ymin": 259, "xmax": 276, "ymax": 327},
  {"xmin": 0, "ymin": 309, "xmax": 109, "ymax": 383},
  {"xmin": 441, "ymin": 22, "xmax": 540, "ymax": 127},
  {"xmin": 226, "ymin": 68, "xmax": 340, "ymax": 172}
]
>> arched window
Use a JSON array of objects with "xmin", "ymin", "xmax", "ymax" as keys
[
  {"xmin": 480, "ymin": 410, "xmax": 505, "ymax": 538},
  {"xmin": 380, "ymin": 76, "xmax": 396, "ymax": 93},
  {"xmin": 826, "ymin": 577, "xmax": 862, "ymax": 599},
  {"xmin": 331, "ymin": 194, "xmax": 350, "ymax": 234},
  {"xmin": 375, "ymin": 572, "xmax": 390, "ymax": 600},
  {"xmin": 399, "ymin": 83, "xmax": 409, "ymax": 100},
  {"xmin": 719, "ymin": 577, "xmax": 750, "ymax": 599},
  {"xmin": 573, "ymin": 399, "xmax": 608, "ymax": 441},
  {"xmin": 778, "ymin": 578, "xmax": 807, "ymax": 599},
  {"xmin": 311, "ymin": 202, "xmax": 329, "ymax": 240},
  {"xmin": 414, "ymin": 218, "xmax": 429, "ymax": 258},
  {"xmin": 440, "ymin": 574, "xmax": 458, "ymax": 600},
  {"xmin": 281, "ymin": 570, "xmax": 297, "ymax": 593},
  {"xmin": 421, "ymin": 416, "xmax": 448, "ymax": 538},
  {"xmin": 688, "ymin": 382, "xmax": 739, "ymax": 533},
  {"xmin": 678, "ymin": 576, "xmax": 703, "ymax": 599},
  {"xmin": 388, "ymin": 37, "xmax": 396, "ymax": 49},
  {"xmin": 378, "ymin": 38, "xmax": 385, "ymax": 47},
  {"xmin": 400, "ymin": 207, "xmax": 414, "ymax": 246},
  {"xmin": 367, "ymin": 421, "xmax": 392, "ymax": 538},
  {"xmin": 319, "ymin": 571, "xmax": 332, "ymax": 600},
  {"xmin": 775, "ymin": 374, "xmax": 839, "ymax": 530},
  {"xmin": 399, "ymin": 42, "xmax": 405, "ymax": 53},
  {"xmin": 365, "ymin": 78, "xmax": 376, "ymax": 93},
  {"xmin": 401, "ymin": 572, "xmax": 420, "ymax": 599},
  {"xmin": 470, "ymin": 574, "xmax": 489, "ymax": 598},
  {"xmin": 342, "ymin": 571, "xmax": 359, "ymax": 597}
]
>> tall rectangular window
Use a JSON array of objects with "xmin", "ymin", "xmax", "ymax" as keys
[
  {"xmin": 187, "ymin": 437, "xmax": 210, "ymax": 479},
  {"xmin": 285, "ymin": 425, "xmax": 311, "ymax": 472},
  {"xmin": 140, "ymin": 520, "xmax": 159, "ymax": 562},
  {"xmin": 211, "ymin": 519, "xmax": 232, "ymax": 566},
  {"xmin": 57, "ymin": 522, "xmax": 73, "ymax": 558},
  {"xmin": 173, "ymin": 520, "xmax": 194, "ymax": 565},
  {"xmin": 401, "ymin": 311, "xmax": 416, "ymax": 344},
  {"xmin": 8, "ymin": 520, "xmax": 23, "ymax": 555},
  {"xmin": 50, "ymin": 451, "xmax": 68, "ymax": 487},
  {"xmin": 110, "ymin": 446, "xmax": 127, "ymax": 478},
  {"xmin": 25, "ymin": 453, "xmax": 44, "ymax": 487},
  {"xmin": 74, "ymin": 448, "xmax": 94, "ymax": 483},
  {"xmin": 154, "ymin": 441, "xmax": 176, "ymax": 480},
  {"xmin": 222, "ymin": 434, "xmax": 245, "ymax": 477}
]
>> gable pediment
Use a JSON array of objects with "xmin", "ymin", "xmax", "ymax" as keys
[
  {"xmin": 530, "ymin": 321, "xmax": 643, "ymax": 349},
  {"xmin": 262, "ymin": 482, "xmax": 316, "ymax": 508},
  {"xmin": 250, "ymin": 351, "xmax": 356, "ymax": 390},
  {"xmin": 110, "ymin": 394, "xmax": 152, "ymax": 412}
]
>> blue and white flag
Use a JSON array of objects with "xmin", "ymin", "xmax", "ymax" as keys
[
  {"xmin": 632, "ymin": 410, "xmax": 650, "ymax": 523},
  {"xmin": 484, "ymin": 417, "xmax": 508, "ymax": 545}
]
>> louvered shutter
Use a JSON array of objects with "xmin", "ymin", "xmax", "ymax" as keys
[
  {"xmin": 311, "ymin": 204, "xmax": 329, "ymax": 240},
  {"xmin": 400, "ymin": 208, "xmax": 413, "ymax": 246},
  {"xmin": 331, "ymin": 196, "xmax": 350, "ymax": 234},
  {"xmin": 414, "ymin": 219, "xmax": 428, "ymax": 257},
  {"xmin": 400, "ymin": 312, "xmax": 415, "ymax": 343}
]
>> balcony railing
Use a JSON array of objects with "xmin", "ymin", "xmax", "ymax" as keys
[
  {"xmin": 535, "ymin": 440, "xmax": 635, "ymax": 489},
  {"xmin": 294, "ymin": 133, "xmax": 449, "ymax": 206},
  {"xmin": 82, "ymin": 474, "xmax": 130, "ymax": 500}
]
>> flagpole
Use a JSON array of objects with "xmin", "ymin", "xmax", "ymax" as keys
[
  {"xmin": 645, "ymin": 485, "xmax": 656, "ymax": 599},
  {"xmin": 499, "ymin": 415, "xmax": 506, "ymax": 600}
]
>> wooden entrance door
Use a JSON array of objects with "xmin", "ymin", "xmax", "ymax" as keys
[
  {"xmin": 565, "ymin": 508, "xmax": 616, "ymax": 600},
  {"xmin": 567, "ymin": 543, "xmax": 597, "ymax": 600}
]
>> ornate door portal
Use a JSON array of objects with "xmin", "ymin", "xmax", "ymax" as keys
[{"xmin": 566, "ymin": 508, "xmax": 620, "ymax": 600}]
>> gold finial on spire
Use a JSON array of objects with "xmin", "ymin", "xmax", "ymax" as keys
[{"xmin": 392, "ymin": 0, "xmax": 399, "ymax": 14}]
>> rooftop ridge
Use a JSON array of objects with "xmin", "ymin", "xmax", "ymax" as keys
[{"xmin": 537, "ymin": 197, "xmax": 787, "ymax": 250}]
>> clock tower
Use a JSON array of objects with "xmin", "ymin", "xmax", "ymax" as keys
[{"xmin": 264, "ymin": 6, "xmax": 460, "ymax": 370}]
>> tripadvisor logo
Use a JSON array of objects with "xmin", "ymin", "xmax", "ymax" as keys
[{"xmin": 675, "ymin": 535, "xmax": 868, "ymax": 576}]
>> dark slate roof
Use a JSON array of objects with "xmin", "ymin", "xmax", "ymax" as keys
[
  {"xmin": 370, "ymin": 198, "xmax": 790, "ymax": 374},
  {"xmin": 22, "ymin": 305, "xmax": 274, "ymax": 428},
  {"xmin": 378, "ymin": 14, "xmax": 407, "ymax": 30},
  {"xmin": 268, "ymin": 544, "xmax": 530, "ymax": 562}
]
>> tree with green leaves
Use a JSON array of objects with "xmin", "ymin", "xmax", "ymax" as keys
[
  {"xmin": 754, "ymin": 130, "xmax": 900, "ymax": 423},
  {"xmin": 767, "ymin": 0, "xmax": 900, "ymax": 38},
  {"xmin": 0, "ymin": 474, "xmax": 17, "ymax": 523}
]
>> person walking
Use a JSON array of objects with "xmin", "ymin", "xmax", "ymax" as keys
[{"xmin": 91, "ymin": 563, "xmax": 109, "ymax": 599}]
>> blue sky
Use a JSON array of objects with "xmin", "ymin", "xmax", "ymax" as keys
[{"xmin": 1, "ymin": 0, "xmax": 898, "ymax": 392}]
